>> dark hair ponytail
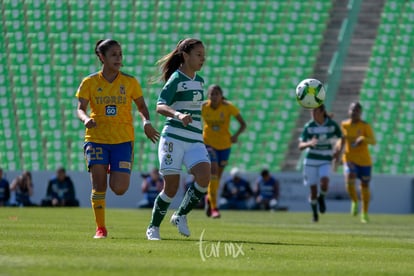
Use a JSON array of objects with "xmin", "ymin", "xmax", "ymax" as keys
[
  {"xmin": 316, "ymin": 104, "xmax": 331, "ymax": 119},
  {"xmin": 155, "ymin": 38, "xmax": 203, "ymax": 82},
  {"xmin": 95, "ymin": 39, "xmax": 121, "ymax": 63}
]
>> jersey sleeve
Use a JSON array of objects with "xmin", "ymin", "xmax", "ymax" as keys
[
  {"xmin": 75, "ymin": 78, "xmax": 90, "ymax": 100},
  {"xmin": 229, "ymin": 102, "xmax": 240, "ymax": 116},
  {"xmin": 201, "ymin": 102, "xmax": 207, "ymax": 116},
  {"xmin": 299, "ymin": 124, "xmax": 309, "ymax": 142},
  {"xmin": 157, "ymin": 74, "xmax": 178, "ymax": 106},
  {"xmin": 364, "ymin": 123, "xmax": 376, "ymax": 143}
]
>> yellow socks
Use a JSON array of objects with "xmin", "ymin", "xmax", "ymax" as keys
[
  {"xmin": 208, "ymin": 175, "xmax": 219, "ymax": 209},
  {"xmin": 361, "ymin": 185, "xmax": 370, "ymax": 214},
  {"xmin": 91, "ymin": 190, "xmax": 106, "ymax": 228},
  {"xmin": 346, "ymin": 181, "xmax": 358, "ymax": 203}
]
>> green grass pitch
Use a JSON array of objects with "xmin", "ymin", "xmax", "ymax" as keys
[{"xmin": 1, "ymin": 208, "xmax": 413, "ymax": 276}]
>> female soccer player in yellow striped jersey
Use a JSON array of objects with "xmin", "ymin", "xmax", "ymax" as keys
[
  {"xmin": 338, "ymin": 102, "xmax": 376, "ymax": 223},
  {"xmin": 202, "ymin": 84, "xmax": 246, "ymax": 218},
  {"xmin": 76, "ymin": 39, "xmax": 160, "ymax": 238}
]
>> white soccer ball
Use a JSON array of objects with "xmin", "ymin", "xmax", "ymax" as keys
[{"xmin": 295, "ymin": 78, "xmax": 326, "ymax": 109}]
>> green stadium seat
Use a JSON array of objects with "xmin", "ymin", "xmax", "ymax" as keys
[
  {"xmin": 47, "ymin": 7, "xmax": 69, "ymax": 20},
  {"xmin": 3, "ymin": 150, "xmax": 20, "ymax": 170},
  {"xmin": 69, "ymin": 151, "xmax": 85, "ymax": 171},
  {"xmin": 112, "ymin": 21, "xmax": 134, "ymax": 34},
  {"xmin": 200, "ymin": 0, "xmax": 220, "ymax": 12},
  {"xmin": 3, "ymin": 7, "xmax": 24, "ymax": 20},
  {"xmin": 45, "ymin": 150, "xmax": 67, "ymax": 170},
  {"xmin": 70, "ymin": 20, "xmax": 89, "ymax": 33},
  {"xmin": 401, "ymin": 11, "xmax": 414, "ymax": 24},
  {"xmin": 47, "ymin": 20, "xmax": 67, "ymax": 33},
  {"xmin": 21, "ymin": 152, "xmax": 44, "ymax": 171},
  {"xmin": 3, "ymin": 19, "xmax": 25, "ymax": 32},
  {"xmin": 26, "ymin": 6, "xmax": 46, "ymax": 20}
]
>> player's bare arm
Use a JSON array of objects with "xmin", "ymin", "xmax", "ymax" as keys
[
  {"xmin": 231, "ymin": 114, "xmax": 247, "ymax": 143},
  {"xmin": 156, "ymin": 103, "xmax": 193, "ymax": 127},
  {"xmin": 77, "ymin": 97, "xmax": 96, "ymax": 128},
  {"xmin": 134, "ymin": 97, "xmax": 160, "ymax": 143}
]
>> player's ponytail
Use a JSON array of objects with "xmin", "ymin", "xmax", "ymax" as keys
[
  {"xmin": 155, "ymin": 38, "xmax": 203, "ymax": 82},
  {"xmin": 316, "ymin": 104, "xmax": 331, "ymax": 119}
]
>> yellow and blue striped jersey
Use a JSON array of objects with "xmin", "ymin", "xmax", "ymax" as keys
[{"xmin": 75, "ymin": 71, "xmax": 142, "ymax": 144}]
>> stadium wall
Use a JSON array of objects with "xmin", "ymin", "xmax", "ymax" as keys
[{"xmin": 3, "ymin": 171, "xmax": 413, "ymax": 214}]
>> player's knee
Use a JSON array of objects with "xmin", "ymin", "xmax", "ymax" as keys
[
  {"xmin": 320, "ymin": 176, "xmax": 329, "ymax": 186},
  {"xmin": 196, "ymin": 177, "xmax": 210, "ymax": 188},
  {"xmin": 110, "ymin": 183, "xmax": 129, "ymax": 195},
  {"xmin": 112, "ymin": 187, "xmax": 127, "ymax": 196}
]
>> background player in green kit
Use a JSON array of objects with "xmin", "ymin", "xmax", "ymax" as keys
[
  {"xmin": 146, "ymin": 38, "xmax": 210, "ymax": 240},
  {"xmin": 298, "ymin": 104, "xmax": 342, "ymax": 222}
]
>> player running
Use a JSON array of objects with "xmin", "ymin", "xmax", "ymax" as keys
[
  {"xmin": 298, "ymin": 104, "xmax": 342, "ymax": 222},
  {"xmin": 76, "ymin": 39, "xmax": 159, "ymax": 239},
  {"xmin": 337, "ymin": 102, "xmax": 376, "ymax": 223},
  {"xmin": 146, "ymin": 38, "xmax": 211, "ymax": 240},
  {"xmin": 201, "ymin": 84, "xmax": 246, "ymax": 218}
]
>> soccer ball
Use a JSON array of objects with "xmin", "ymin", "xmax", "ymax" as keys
[{"xmin": 295, "ymin": 78, "xmax": 326, "ymax": 109}]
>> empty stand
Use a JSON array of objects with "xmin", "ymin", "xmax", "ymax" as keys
[
  {"xmin": 359, "ymin": 0, "xmax": 414, "ymax": 174},
  {"xmin": 2, "ymin": 0, "xmax": 332, "ymax": 173}
]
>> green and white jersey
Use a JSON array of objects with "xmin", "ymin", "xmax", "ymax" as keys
[
  {"xmin": 157, "ymin": 70, "xmax": 204, "ymax": 143},
  {"xmin": 300, "ymin": 117, "xmax": 342, "ymax": 166}
]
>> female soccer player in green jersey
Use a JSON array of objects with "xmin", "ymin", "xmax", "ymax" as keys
[
  {"xmin": 146, "ymin": 38, "xmax": 211, "ymax": 240},
  {"xmin": 298, "ymin": 104, "xmax": 342, "ymax": 222}
]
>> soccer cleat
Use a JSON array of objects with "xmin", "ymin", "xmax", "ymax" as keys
[
  {"xmin": 205, "ymin": 196, "xmax": 211, "ymax": 217},
  {"xmin": 93, "ymin": 227, "xmax": 107, "ymax": 239},
  {"xmin": 170, "ymin": 212, "xmax": 190, "ymax": 237},
  {"xmin": 146, "ymin": 226, "xmax": 161, "ymax": 240},
  {"xmin": 351, "ymin": 201, "xmax": 359, "ymax": 216},
  {"xmin": 361, "ymin": 213, "xmax": 369, "ymax": 223},
  {"xmin": 318, "ymin": 195, "xmax": 326, "ymax": 214},
  {"xmin": 211, "ymin": 208, "xmax": 221, "ymax": 219}
]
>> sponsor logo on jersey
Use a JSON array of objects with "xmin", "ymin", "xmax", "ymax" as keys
[
  {"xmin": 95, "ymin": 96, "xmax": 126, "ymax": 105},
  {"xmin": 105, "ymin": 105, "xmax": 117, "ymax": 116},
  {"xmin": 193, "ymin": 91, "xmax": 203, "ymax": 102}
]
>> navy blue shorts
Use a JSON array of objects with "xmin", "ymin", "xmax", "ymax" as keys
[
  {"xmin": 84, "ymin": 141, "xmax": 133, "ymax": 174},
  {"xmin": 206, "ymin": 146, "xmax": 231, "ymax": 168},
  {"xmin": 344, "ymin": 162, "xmax": 372, "ymax": 183}
]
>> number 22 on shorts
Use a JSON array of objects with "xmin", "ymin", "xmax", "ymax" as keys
[{"xmin": 87, "ymin": 146, "xmax": 104, "ymax": 161}]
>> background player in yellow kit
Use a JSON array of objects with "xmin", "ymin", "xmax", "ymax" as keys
[
  {"xmin": 338, "ymin": 102, "xmax": 376, "ymax": 223},
  {"xmin": 76, "ymin": 39, "xmax": 159, "ymax": 238},
  {"xmin": 201, "ymin": 84, "xmax": 246, "ymax": 218}
]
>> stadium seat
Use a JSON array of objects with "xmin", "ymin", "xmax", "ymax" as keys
[{"xmin": 2, "ymin": 0, "xmax": 334, "ymax": 172}]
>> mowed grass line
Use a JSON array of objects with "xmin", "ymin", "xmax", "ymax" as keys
[{"xmin": 0, "ymin": 208, "xmax": 413, "ymax": 276}]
